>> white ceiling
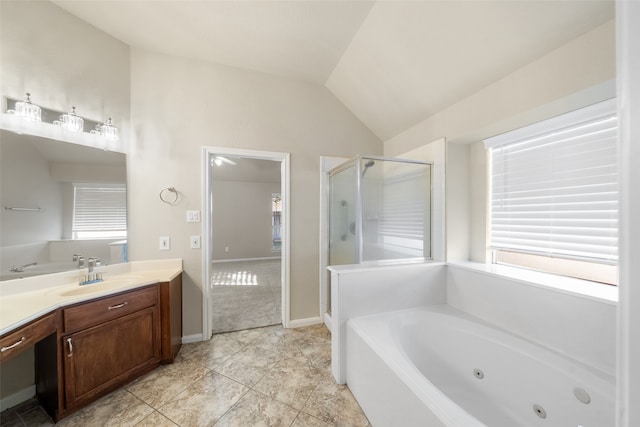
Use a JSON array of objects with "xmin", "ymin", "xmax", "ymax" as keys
[
  {"xmin": 53, "ymin": 0, "xmax": 614, "ymax": 141},
  {"xmin": 326, "ymin": 1, "xmax": 615, "ymax": 140},
  {"xmin": 52, "ymin": 0, "xmax": 375, "ymax": 84}
]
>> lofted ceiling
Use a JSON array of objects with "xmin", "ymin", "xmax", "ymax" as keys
[{"xmin": 53, "ymin": 0, "xmax": 614, "ymax": 141}]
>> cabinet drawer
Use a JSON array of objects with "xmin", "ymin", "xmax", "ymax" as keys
[
  {"xmin": 63, "ymin": 286, "xmax": 158, "ymax": 333},
  {"xmin": 1, "ymin": 312, "xmax": 56, "ymax": 362}
]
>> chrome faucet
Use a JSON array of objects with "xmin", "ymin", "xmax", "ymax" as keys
[
  {"xmin": 79, "ymin": 257, "xmax": 103, "ymax": 285},
  {"xmin": 73, "ymin": 254, "xmax": 84, "ymax": 268},
  {"xmin": 10, "ymin": 262, "xmax": 37, "ymax": 273},
  {"xmin": 87, "ymin": 257, "xmax": 101, "ymax": 281}
]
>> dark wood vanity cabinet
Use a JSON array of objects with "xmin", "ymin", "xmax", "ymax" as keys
[
  {"xmin": 0, "ymin": 274, "xmax": 183, "ymax": 422},
  {"xmin": 60, "ymin": 286, "xmax": 161, "ymax": 413},
  {"xmin": 160, "ymin": 274, "xmax": 182, "ymax": 363}
]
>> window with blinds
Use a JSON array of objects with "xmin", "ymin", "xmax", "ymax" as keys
[
  {"xmin": 72, "ymin": 183, "xmax": 127, "ymax": 239},
  {"xmin": 378, "ymin": 169, "xmax": 430, "ymax": 259},
  {"xmin": 484, "ymin": 99, "xmax": 618, "ymax": 284}
]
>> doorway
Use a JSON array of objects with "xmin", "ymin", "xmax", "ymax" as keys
[{"xmin": 202, "ymin": 147, "xmax": 290, "ymax": 338}]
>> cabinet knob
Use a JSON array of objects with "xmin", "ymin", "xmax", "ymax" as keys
[{"xmin": 1, "ymin": 336, "xmax": 25, "ymax": 352}]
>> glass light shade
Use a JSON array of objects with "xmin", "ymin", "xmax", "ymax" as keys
[
  {"xmin": 97, "ymin": 117, "xmax": 119, "ymax": 141},
  {"xmin": 15, "ymin": 93, "xmax": 41, "ymax": 122},
  {"xmin": 59, "ymin": 107, "xmax": 84, "ymax": 132}
]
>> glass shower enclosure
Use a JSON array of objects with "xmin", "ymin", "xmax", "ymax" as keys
[
  {"xmin": 326, "ymin": 156, "xmax": 431, "ymax": 316},
  {"xmin": 328, "ymin": 155, "xmax": 432, "ymax": 266}
]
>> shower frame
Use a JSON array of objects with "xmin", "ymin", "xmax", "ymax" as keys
[{"xmin": 328, "ymin": 155, "xmax": 433, "ymax": 265}]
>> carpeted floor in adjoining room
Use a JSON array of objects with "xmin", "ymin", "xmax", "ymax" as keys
[{"xmin": 210, "ymin": 259, "xmax": 282, "ymax": 333}]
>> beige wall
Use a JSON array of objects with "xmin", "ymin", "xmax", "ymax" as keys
[
  {"xmin": 212, "ymin": 180, "xmax": 281, "ymax": 260},
  {"xmin": 445, "ymin": 143, "xmax": 470, "ymax": 262},
  {"xmin": 469, "ymin": 142, "xmax": 489, "ymax": 262},
  {"xmin": 128, "ymin": 49, "xmax": 381, "ymax": 334},
  {"xmin": 385, "ymin": 19, "xmax": 616, "ymax": 263}
]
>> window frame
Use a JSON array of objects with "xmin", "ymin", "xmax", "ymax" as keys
[
  {"xmin": 72, "ymin": 182, "xmax": 127, "ymax": 240},
  {"xmin": 484, "ymin": 99, "xmax": 618, "ymax": 285}
]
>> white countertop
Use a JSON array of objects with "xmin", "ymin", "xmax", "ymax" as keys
[{"xmin": 0, "ymin": 259, "xmax": 183, "ymax": 335}]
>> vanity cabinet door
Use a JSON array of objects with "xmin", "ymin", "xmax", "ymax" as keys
[{"xmin": 62, "ymin": 306, "xmax": 160, "ymax": 409}]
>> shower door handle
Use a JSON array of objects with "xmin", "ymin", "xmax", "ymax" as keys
[{"xmin": 340, "ymin": 200, "xmax": 348, "ymax": 241}]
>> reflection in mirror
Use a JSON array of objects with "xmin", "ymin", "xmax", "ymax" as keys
[{"xmin": 0, "ymin": 130, "xmax": 127, "ymax": 280}]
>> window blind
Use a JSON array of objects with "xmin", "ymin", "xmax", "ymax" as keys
[
  {"xmin": 73, "ymin": 183, "xmax": 127, "ymax": 235},
  {"xmin": 379, "ymin": 172, "xmax": 428, "ymax": 257},
  {"xmin": 484, "ymin": 99, "xmax": 618, "ymax": 264}
]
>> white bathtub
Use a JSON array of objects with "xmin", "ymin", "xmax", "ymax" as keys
[{"xmin": 346, "ymin": 305, "xmax": 615, "ymax": 427}]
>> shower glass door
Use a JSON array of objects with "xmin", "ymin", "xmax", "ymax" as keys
[
  {"xmin": 329, "ymin": 161, "xmax": 358, "ymax": 267},
  {"xmin": 361, "ymin": 159, "xmax": 431, "ymax": 261}
]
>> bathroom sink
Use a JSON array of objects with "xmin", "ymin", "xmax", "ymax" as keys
[{"xmin": 58, "ymin": 275, "xmax": 145, "ymax": 297}]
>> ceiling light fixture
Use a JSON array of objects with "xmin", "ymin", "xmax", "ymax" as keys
[{"xmin": 215, "ymin": 156, "xmax": 237, "ymax": 166}]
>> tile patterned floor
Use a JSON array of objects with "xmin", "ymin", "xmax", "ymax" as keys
[
  {"xmin": 0, "ymin": 324, "xmax": 370, "ymax": 427},
  {"xmin": 210, "ymin": 260, "xmax": 282, "ymax": 333}
]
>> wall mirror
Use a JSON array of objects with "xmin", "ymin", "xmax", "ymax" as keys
[{"xmin": 0, "ymin": 129, "xmax": 127, "ymax": 281}]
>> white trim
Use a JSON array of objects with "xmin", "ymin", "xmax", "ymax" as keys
[
  {"xmin": 202, "ymin": 146, "xmax": 291, "ymax": 340},
  {"xmin": 201, "ymin": 148, "xmax": 211, "ymax": 340},
  {"xmin": 483, "ymin": 98, "xmax": 617, "ymax": 149},
  {"xmin": 212, "ymin": 257, "xmax": 281, "ymax": 264},
  {"xmin": 323, "ymin": 312, "xmax": 332, "ymax": 332},
  {"xmin": 0, "ymin": 385, "xmax": 35, "ymax": 411},
  {"xmin": 616, "ymin": 2, "xmax": 640, "ymax": 426},
  {"xmin": 318, "ymin": 156, "xmax": 349, "ymax": 324},
  {"xmin": 182, "ymin": 333, "xmax": 204, "ymax": 344},
  {"xmin": 281, "ymin": 154, "xmax": 291, "ymax": 328},
  {"xmin": 288, "ymin": 316, "xmax": 322, "ymax": 329}
]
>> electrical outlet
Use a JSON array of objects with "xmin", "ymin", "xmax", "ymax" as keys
[
  {"xmin": 225, "ymin": 246, "xmax": 230, "ymax": 252},
  {"xmin": 186, "ymin": 210, "xmax": 201, "ymax": 223},
  {"xmin": 190, "ymin": 235, "xmax": 201, "ymax": 249},
  {"xmin": 159, "ymin": 236, "xmax": 170, "ymax": 250}
]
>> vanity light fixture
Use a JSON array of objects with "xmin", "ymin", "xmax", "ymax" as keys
[
  {"xmin": 57, "ymin": 106, "xmax": 84, "ymax": 133},
  {"xmin": 93, "ymin": 117, "xmax": 119, "ymax": 141},
  {"xmin": 12, "ymin": 93, "xmax": 42, "ymax": 122}
]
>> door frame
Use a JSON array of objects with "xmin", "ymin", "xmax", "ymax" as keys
[{"xmin": 202, "ymin": 146, "xmax": 291, "ymax": 339}]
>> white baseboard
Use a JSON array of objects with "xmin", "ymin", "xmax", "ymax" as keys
[
  {"xmin": 212, "ymin": 257, "xmax": 281, "ymax": 264},
  {"xmin": 288, "ymin": 316, "xmax": 322, "ymax": 329},
  {"xmin": 323, "ymin": 312, "xmax": 332, "ymax": 332},
  {"xmin": 182, "ymin": 333, "xmax": 204, "ymax": 344},
  {"xmin": 0, "ymin": 385, "xmax": 35, "ymax": 411}
]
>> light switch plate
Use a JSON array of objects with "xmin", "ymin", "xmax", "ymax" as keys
[
  {"xmin": 159, "ymin": 236, "xmax": 170, "ymax": 251},
  {"xmin": 186, "ymin": 210, "xmax": 201, "ymax": 223},
  {"xmin": 190, "ymin": 235, "xmax": 201, "ymax": 249}
]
